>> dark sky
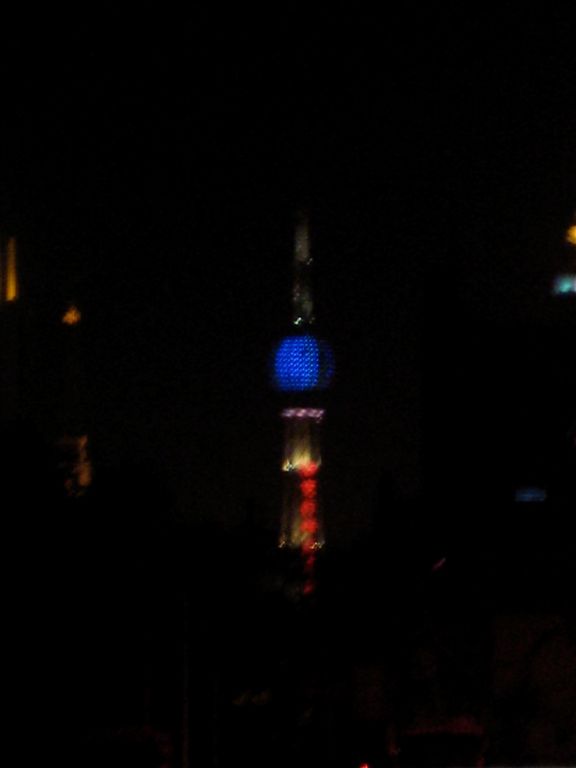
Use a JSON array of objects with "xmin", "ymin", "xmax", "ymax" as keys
[{"xmin": 1, "ymin": 13, "xmax": 575, "ymax": 539}]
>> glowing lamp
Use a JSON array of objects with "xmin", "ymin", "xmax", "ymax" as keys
[{"xmin": 272, "ymin": 334, "xmax": 334, "ymax": 391}]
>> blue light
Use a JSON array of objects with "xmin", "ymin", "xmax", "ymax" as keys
[
  {"xmin": 515, "ymin": 487, "xmax": 547, "ymax": 503},
  {"xmin": 273, "ymin": 334, "xmax": 334, "ymax": 392},
  {"xmin": 552, "ymin": 274, "xmax": 576, "ymax": 296}
]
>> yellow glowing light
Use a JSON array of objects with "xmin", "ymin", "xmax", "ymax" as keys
[
  {"xmin": 62, "ymin": 304, "xmax": 81, "ymax": 325},
  {"xmin": 57, "ymin": 434, "xmax": 93, "ymax": 496},
  {"xmin": 5, "ymin": 237, "xmax": 18, "ymax": 302},
  {"xmin": 566, "ymin": 225, "xmax": 576, "ymax": 247},
  {"xmin": 76, "ymin": 436, "xmax": 92, "ymax": 489},
  {"xmin": 282, "ymin": 449, "xmax": 320, "ymax": 472}
]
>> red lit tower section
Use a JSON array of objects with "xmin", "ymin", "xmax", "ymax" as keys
[
  {"xmin": 272, "ymin": 214, "xmax": 334, "ymax": 593},
  {"xmin": 280, "ymin": 407, "xmax": 325, "ymax": 549}
]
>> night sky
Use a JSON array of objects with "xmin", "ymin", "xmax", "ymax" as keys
[{"xmin": 1, "ymin": 12, "xmax": 575, "ymax": 541}]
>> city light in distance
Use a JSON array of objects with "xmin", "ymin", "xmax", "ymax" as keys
[
  {"xmin": 552, "ymin": 274, "xmax": 576, "ymax": 296},
  {"xmin": 1, "ymin": 236, "xmax": 19, "ymax": 303},
  {"xmin": 515, "ymin": 487, "xmax": 547, "ymax": 502},
  {"xmin": 62, "ymin": 304, "xmax": 82, "ymax": 325}
]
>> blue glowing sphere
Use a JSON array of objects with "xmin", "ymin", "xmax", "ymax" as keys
[{"xmin": 273, "ymin": 334, "xmax": 334, "ymax": 391}]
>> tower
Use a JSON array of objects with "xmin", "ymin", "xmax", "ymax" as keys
[
  {"xmin": 271, "ymin": 213, "xmax": 334, "ymax": 592},
  {"xmin": 56, "ymin": 301, "xmax": 93, "ymax": 497},
  {"xmin": 551, "ymin": 217, "xmax": 576, "ymax": 297},
  {"xmin": 551, "ymin": 217, "xmax": 576, "ymax": 474},
  {"xmin": 0, "ymin": 231, "xmax": 92, "ymax": 495},
  {"xmin": 0, "ymin": 235, "xmax": 19, "ymax": 303},
  {"xmin": 0, "ymin": 235, "xmax": 21, "ymax": 421}
]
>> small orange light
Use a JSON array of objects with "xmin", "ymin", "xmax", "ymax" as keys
[
  {"xmin": 62, "ymin": 304, "xmax": 81, "ymax": 325},
  {"xmin": 5, "ymin": 237, "xmax": 18, "ymax": 301}
]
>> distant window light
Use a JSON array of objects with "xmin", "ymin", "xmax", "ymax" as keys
[
  {"xmin": 62, "ymin": 304, "xmax": 81, "ymax": 325},
  {"xmin": 552, "ymin": 274, "xmax": 576, "ymax": 296},
  {"xmin": 566, "ymin": 225, "xmax": 576, "ymax": 247},
  {"xmin": 1, "ymin": 236, "xmax": 19, "ymax": 302},
  {"xmin": 56, "ymin": 434, "xmax": 92, "ymax": 496},
  {"xmin": 515, "ymin": 487, "xmax": 547, "ymax": 503}
]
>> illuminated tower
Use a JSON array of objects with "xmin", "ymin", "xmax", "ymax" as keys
[
  {"xmin": 0, "ymin": 235, "xmax": 19, "ymax": 303},
  {"xmin": 551, "ymin": 217, "xmax": 576, "ymax": 297},
  {"xmin": 271, "ymin": 214, "xmax": 334, "ymax": 591},
  {"xmin": 56, "ymin": 301, "xmax": 93, "ymax": 497},
  {"xmin": 0, "ymin": 234, "xmax": 92, "ymax": 495},
  {"xmin": 551, "ymin": 216, "xmax": 576, "ymax": 477},
  {"xmin": 0, "ymin": 235, "xmax": 21, "ymax": 420}
]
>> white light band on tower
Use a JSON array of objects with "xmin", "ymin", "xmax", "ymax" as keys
[{"xmin": 281, "ymin": 408, "xmax": 325, "ymax": 421}]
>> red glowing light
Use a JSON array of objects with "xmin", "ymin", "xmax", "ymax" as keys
[
  {"xmin": 303, "ymin": 580, "xmax": 315, "ymax": 595},
  {"xmin": 298, "ymin": 462, "xmax": 318, "ymax": 478},
  {"xmin": 301, "ymin": 519, "xmax": 319, "ymax": 534},
  {"xmin": 300, "ymin": 500, "xmax": 317, "ymax": 518},
  {"xmin": 303, "ymin": 555, "xmax": 316, "ymax": 572},
  {"xmin": 300, "ymin": 478, "xmax": 317, "ymax": 498}
]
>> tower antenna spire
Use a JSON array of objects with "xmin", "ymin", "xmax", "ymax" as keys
[{"xmin": 292, "ymin": 211, "xmax": 314, "ymax": 327}]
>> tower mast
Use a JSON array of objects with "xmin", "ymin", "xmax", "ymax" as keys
[
  {"xmin": 0, "ymin": 234, "xmax": 21, "ymax": 420},
  {"xmin": 272, "ymin": 213, "xmax": 334, "ymax": 596},
  {"xmin": 292, "ymin": 212, "xmax": 314, "ymax": 327},
  {"xmin": 551, "ymin": 217, "xmax": 576, "ymax": 296}
]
